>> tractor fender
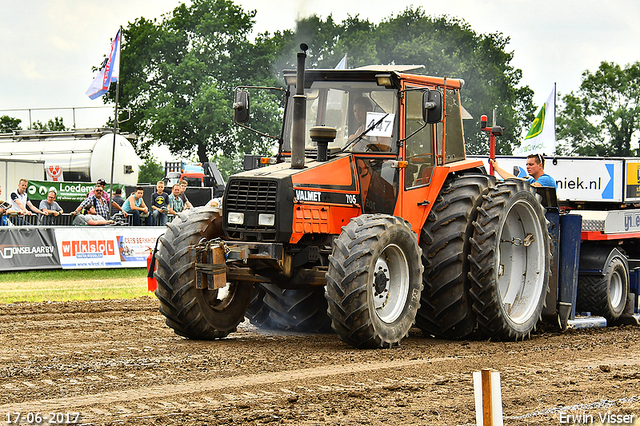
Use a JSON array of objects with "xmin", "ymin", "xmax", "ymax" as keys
[{"xmin": 579, "ymin": 244, "xmax": 628, "ymax": 277}]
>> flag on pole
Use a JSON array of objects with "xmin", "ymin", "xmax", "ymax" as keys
[
  {"xmin": 514, "ymin": 86, "xmax": 556, "ymax": 155},
  {"xmin": 86, "ymin": 29, "xmax": 121, "ymax": 100},
  {"xmin": 335, "ymin": 54, "xmax": 347, "ymax": 70}
]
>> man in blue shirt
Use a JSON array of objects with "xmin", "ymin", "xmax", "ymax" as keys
[{"xmin": 490, "ymin": 153, "xmax": 557, "ymax": 188}]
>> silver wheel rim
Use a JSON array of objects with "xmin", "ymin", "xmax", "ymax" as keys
[
  {"xmin": 609, "ymin": 268, "xmax": 624, "ymax": 309},
  {"xmin": 497, "ymin": 199, "xmax": 545, "ymax": 325},
  {"xmin": 372, "ymin": 243, "xmax": 409, "ymax": 323}
]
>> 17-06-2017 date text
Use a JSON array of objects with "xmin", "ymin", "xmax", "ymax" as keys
[{"xmin": 5, "ymin": 412, "xmax": 80, "ymax": 424}]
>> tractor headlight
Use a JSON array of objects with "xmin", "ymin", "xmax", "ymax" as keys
[
  {"xmin": 258, "ymin": 213, "xmax": 275, "ymax": 227},
  {"xmin": 228, "ymin": 212, "xmax": 244, "ymax": 225}
]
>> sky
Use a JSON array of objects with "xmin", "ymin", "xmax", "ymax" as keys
[{"xmin": 1, "ymin": 0, "xmax": 639, "ymax": 161}]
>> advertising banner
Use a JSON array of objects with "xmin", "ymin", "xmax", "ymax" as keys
[
  {"xmin": 26, "ymin": 180, "xmax": 125, "ymax": 202},
  {"xmin": 625, "ymin": 161, "xmax": 640, "ymax": 202},
  {"xmin": 470, "ymin": 156, "xmax": 623, "ymax": 203},
  {"xmin": 53, "ymin": 227, "xmax": 166, "ymax": 269},
  {"xmin": 116, "ymin": 228, "xmax": 165, "ymax": 266},
  {"xmin": 54, "ymin": 228, "xmax": 120, "ymax": 269},
  {"xmin": 0, "ymin": 227, "xmax": 61, "ymax": 271}
]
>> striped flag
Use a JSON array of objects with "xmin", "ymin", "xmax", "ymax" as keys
[{"xmin": 86, "ymin": 29, "xmax": 121, "ymax": 100}]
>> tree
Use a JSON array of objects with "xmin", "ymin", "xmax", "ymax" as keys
[
  {"xmin": 31, "ymin": 117, "xmax": 67, "ymax": 131},
  {"xmin": 270, "ymin": 9, "xmax": 534, "ymax": 155},
  {"xmin": 138, "ymin": 156, "xmax": 165, "ymax": 184},
  {"xmin": 0, "ymin": 115, "xmax": 22, "ymax": 132},
  {"xmin": 110, "ymin": 3, "xmax": 534, "ymax": 164},
  {"xmin": 557, "ymin": 61, "xmax": 640, "ymax": 156},
  {"xmin": 107, "ymin": 0, "xmax": 279, "ymax": 164}
]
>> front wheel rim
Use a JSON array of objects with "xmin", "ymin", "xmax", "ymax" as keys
[{"xmin": 372, "ymin": 243, "xmax": 409, "ymax": 323}]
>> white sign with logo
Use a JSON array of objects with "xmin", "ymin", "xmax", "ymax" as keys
[{"xmin": 470, "ymin": 156, "xmax": 623, "ymax": 203}]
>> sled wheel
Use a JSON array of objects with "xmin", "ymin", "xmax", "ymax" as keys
[{"xmin": 577, "ymin": 249, "xmax": 629, "ymax": 322}]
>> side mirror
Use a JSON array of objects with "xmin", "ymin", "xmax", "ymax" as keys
[
  {"xmin": 422, "ymin": 89, "xmax": 443, "ymax": 124},
  {"xmin": 233, "ymin": 89, "xmax": 250, "ymax": 123}
]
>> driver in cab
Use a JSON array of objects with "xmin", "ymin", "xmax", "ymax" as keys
[{"xmin": 347, "ymin": 97, "xmax": 392, "ymax": 152}]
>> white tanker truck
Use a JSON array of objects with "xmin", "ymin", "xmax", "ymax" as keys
[{"xmin": 0, "ymin": 128, "xmax": 140, "ymax": 191}]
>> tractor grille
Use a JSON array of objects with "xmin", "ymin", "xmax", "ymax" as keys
[
  {"xmin": 225, "ymin": 179, "xmax": 279, "ymax": 240},
  {"xmin": 226, "ymin": 179, "xmax": 277, "ymax": 213}
]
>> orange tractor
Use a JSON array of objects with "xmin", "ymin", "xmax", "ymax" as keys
[{"xmin": 152, "ymin": 45, "xmax": 550, "ymax": 348}]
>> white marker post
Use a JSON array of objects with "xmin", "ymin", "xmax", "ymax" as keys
[{"xmin": 473, "ymin": 369, "xmax": 503, "ymax": 426}]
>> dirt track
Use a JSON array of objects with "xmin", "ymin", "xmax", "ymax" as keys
[{"xmin": 1, "ymin": 297, "xmax": 639, "ymax": 425}]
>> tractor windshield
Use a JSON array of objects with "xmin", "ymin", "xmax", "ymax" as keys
[{"xmin": 283, "ymin": 80, "xmax": 398, "ymax": 153}]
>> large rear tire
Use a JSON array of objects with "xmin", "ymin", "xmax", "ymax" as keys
[
  {"xmin": 245, "ymin": 284, "xmax": 278, "ymax": 329},
  {"xmin": 416, "ymin": 174, "xmax": 493, "ymax": 339},
  {"xmin": 577, "ymin": 249, "xmax": 629, "ymax": 322},
  {"xmin": 326, "ymin": 214, "xmax": 423, "ymax": 348},
  {"xmin": 154, "ymin": 207, "xmax": 253, "ymax": 339},
  {"xmin": 262, "ymin": 284, "xmax": 332, "ymax": 332},
  {"xmin": 469, "ymin": 180, "xmax": 550, "ymax": 340}
]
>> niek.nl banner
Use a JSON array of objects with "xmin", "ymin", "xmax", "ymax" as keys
[{"xmin": 0, "ymin": 227, "xmax": 61, "ymax": 271}]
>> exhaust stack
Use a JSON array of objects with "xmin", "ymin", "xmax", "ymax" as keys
[{"xmin": 291, "ymin": 43, "xmax": 308, "ymax": 169}]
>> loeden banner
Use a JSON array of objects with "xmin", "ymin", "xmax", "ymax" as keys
[
  {"xmin": 26, "ymin": 180, "xmax": 126, "ymax": 202},
  {"xmin": 0, "ymin": 227, "xmax": 61, "ymax": 271}
]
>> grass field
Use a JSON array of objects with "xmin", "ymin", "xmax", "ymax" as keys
[{"xmin": 0, "ymin": 268, "xmax": 154, "ymax": 304}]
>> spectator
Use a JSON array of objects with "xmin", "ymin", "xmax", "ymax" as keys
[
  {"xmin": 168, "ymin": 184, "xmax": 184, "ymax": 218},
  {"xmin": 89, "ymin": 180, "xmax": 128, "ymax": 218},
  {"xmin": 0, "ymin": 184, "xmax": 12, "ymax": 227},
  {"xmin": 178, "ymin": 180, "xmax": 194, "ymax": 209},
  {"xmin": 73, "ymin": 205, "xmax": 114, "ymax": 226},
  {"xmin": 111, "ymin": 188, "xmax": 125, "ymax": 215},
  {"xmin": 122, "ymin": 186, "xmax": 149, "ymax": 226},
  {"xmin": 38, "ymin": 191, "xmax": 64, "ymax": 225},
  {"xmin": 150, "ymin": 181, "xmax": 170, "ymax": 226},
  {"xmin": 10, "ymin": 178, "xmax": 48, "ymax": 225},
  {"xmin": 71, "ymin": 186, "xmax": 111, "ymax": 221},
  {"xmin": 88, "ymin": 179, "xmax": 109, "ymax": 202}
]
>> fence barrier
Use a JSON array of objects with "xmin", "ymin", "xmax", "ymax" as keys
[{"xmin": 0, "ymin": 225, "xmax": 167, "ymax": 272}]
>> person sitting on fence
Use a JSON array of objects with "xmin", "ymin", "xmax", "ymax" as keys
[
  {"xmin": 150, "ymin": 181, "xmax": 170, "ymax": 226},
  {"xmin": 10, "ymin": 178, "xmax": 48, "ymax": 225},
  {"xmin": 178, "ymin": 180, "xmax": 194, "ymax": 209},
  {"xmin": 71, "ymin": 186, "xmax": 111, "ymax": 221},
  {"xmin": 72, "ymin": 205, "xmax": 114, "ymax": 226},
  {"xmin": 0, "ymin": 184, "xmax": 12, "ymax": 227},
  {"xmin": 38, "ymin": 190, "xmax": 64, "ymax": 225},
  {"xmin": 89, "ymin": 179, "xmax": 128, "ymax": 218},
  {"xmin": 122, "ymin": 186, "xmax": 149, "ymax": 226},
  {"xmin": 168, "ymin": 184, "xmax": 184, "ymax": 220},
  {"xmin": 110, "ymin": 187, "xmax": 126, "ymax": 216}
]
